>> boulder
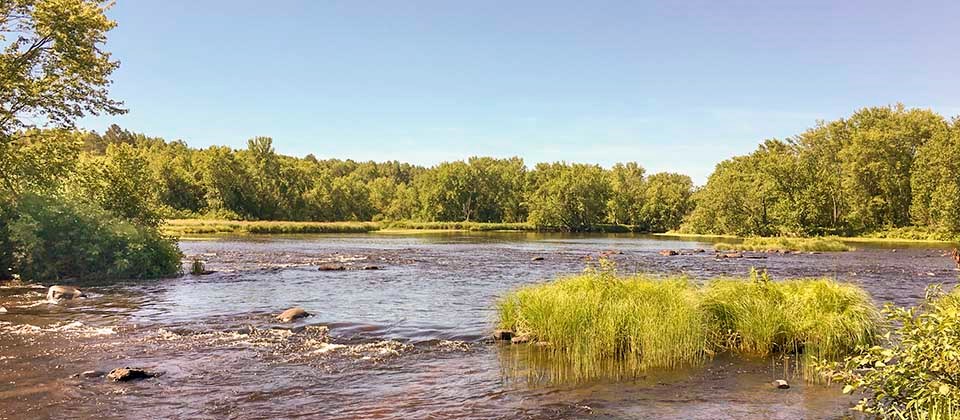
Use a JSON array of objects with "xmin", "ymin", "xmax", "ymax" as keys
[
  {"xmin": 772, "ymin": 379, "xmax": 790, "ymax": 390},
  {"xmin": 659, "ymin": 250, "xmax": 678, "ymax": 256},
  {"xmin": 716, "ymin": 252, "xmax": 743, "ymax": 259},
  {"xmin": 0, "ymin": 306, "xmax": 6, "ymax": 314},
  {"xmin": 361, "ymin": 265, "xmax": 381, "ymax": 270},
  {"xmin": 107, "ymin": 367, "xmax": 157, "ymax": 382},
  {"xmin": 276, "ymin": 307, "xmax": 310, "ymax": 322},
  {"xmin": 492, "ymin": 329, "xmax": 514, "ymax": 341},
  {"xmin": 510, "ymin": 335, "xmax": 531, "ymax": 345},
  {"xmin": 318, "ymin": 263, "xmax": 346, "ymax": 271},
  {"xmin": 72, "ymin": 370, "xmax": 105, "ymax": 379},
  {"xmin": 47, "ymin": 285, "xmax": 85, "ymax": 302}
]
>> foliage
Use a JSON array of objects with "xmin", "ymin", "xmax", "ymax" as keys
[
  {"xmin": 8, "ymin": 193, "xmax": 182, "ymax": 281},
  {"xmin": 818, "ymin": 287, "xmax": 960, "ymax": 419},
  {"xmin": 684, "ymin": 105, "xmax": 960, "ymax": 237},
  {"xmin": 714, "ymin": 237, "xmax": 853, "ymax": 252},
  {"xmin": 0, "ymin": 0, "xmax": 124, "ymax": 137},
  {"xmin": 526, "ymin": 162, "xmax": 611, "ymax": 231},
  {"xmin": 496, "ymin": 268, "xmax": 879, "ymax": 380}
]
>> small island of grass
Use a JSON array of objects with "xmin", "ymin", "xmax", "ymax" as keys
[
  {"xmin": 496, "ymin": 267, "xmax": 878, "ymax": 379},
  {"xmin": 714, "ymin": 237, "xmax": 854, "ymax": 252}
]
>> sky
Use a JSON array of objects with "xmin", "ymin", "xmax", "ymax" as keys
[{"xmin": 80, "ymin": 0, "xmax": 960, "ymax": 183}]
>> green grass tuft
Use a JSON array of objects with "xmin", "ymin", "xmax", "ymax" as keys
[
  {"xmin": 714, "ymin": 237, "xmax": 853, "ymax": 252},
  {"xmin": 498, "ymin": 268, "xmax": 708, "ymax": 375},
  {"xmin": 496, "ymin": 267, "xmax": 879, "ymax": 380}
]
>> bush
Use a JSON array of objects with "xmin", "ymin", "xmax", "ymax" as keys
[
  {"xmin": 8, "ymin": 193, "xmax": 182, "ymax": 281},
  {"xmin": 818, "ymin": 287, "xmax": 960, "ymax": 419}
]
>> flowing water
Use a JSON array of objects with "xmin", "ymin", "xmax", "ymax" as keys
[{"xmin": 1, "ymin": 233, "xmax": 957, "ymax": 419}]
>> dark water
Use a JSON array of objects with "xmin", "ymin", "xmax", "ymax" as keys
[{"xmin": 1, "ymin": 233, "xmax": 957, "ymax": 419}]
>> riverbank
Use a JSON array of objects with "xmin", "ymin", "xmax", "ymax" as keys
[
  {"xmin": 161, "ymin": 219, "xmax": 644, "ymax": 236},
  {"xmin": 162, "ymin": 220, "xmax": 960, "ymax": 249}
]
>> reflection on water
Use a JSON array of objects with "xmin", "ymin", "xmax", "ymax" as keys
[{"xmin": 0, "ymin": 232, "xmax": 956, "ymax": 419}]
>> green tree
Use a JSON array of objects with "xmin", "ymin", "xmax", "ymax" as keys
[
  {"xmin": 0, "ymin": 0, "xmax": 124, "ymax": 137},
  {"xmin": 606, "ymin": 162, "xmax": 646, "ymax": 225},
  {"xmin": 639, "ymin": 172, "xmax": 693, "ymax": 232},
  {"xmin": 911, "ymin": 119, "xmax": 960, "ymax": 232},
  {"xmin": 526, "ymin": 162, "xmax": 610, "ymax": 231}
]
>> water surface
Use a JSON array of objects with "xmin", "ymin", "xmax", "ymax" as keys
[{"xmin": 1, "ymin": 233, "xmax": 956, "ymax": 419}]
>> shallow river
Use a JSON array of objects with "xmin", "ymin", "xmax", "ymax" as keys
[{"xmin": 1, "ymin": 233, "xmax": 957, "ymax": 419}]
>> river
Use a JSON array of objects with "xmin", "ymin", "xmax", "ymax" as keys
[{"xmin": 1, "ymin": 233, "xmax": 957, "ymax": 419}]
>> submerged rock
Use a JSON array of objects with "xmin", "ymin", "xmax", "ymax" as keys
[
  {"xmin": 510, "ymin": 335, "xmax": 531, "ymax": 344},
  {"xmin": 659, "ymin": 250, "xmax": 678, "ymax": 256},
  {"xmin": 318, "ymin": 263, "xmax": 346, "ymax": 271},
  {"xmin": 47, "ymin": 285, "xmax": 85, "ymax": 302},
  {"xmin": 107, "ymin": 367, "xmax": 157, "ymax": 382},
  {"xmin": 773, "ymin": 379, "xmax": 790, "ymax": 389},
  {"xmin": 715, "ymin": 252, "xmax": 743, "ymax": 259},
  {"xmin": 277, "ymin": 307, "xmax": 310, "ymax": 322},
  {"xmin": 492, "ymin": 329, "xmax": 514, "ymax": 341},
  {"xmin": 72, "ymin": 370, "xmax": 105, "ymax": 379}
]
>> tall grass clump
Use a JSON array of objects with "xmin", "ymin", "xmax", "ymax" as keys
[
  {"xmin": 497, "ymin": 262, "xmax": 709, "ymax": 375},
  {"xmin": 714, "ymin": 237, "xmax": 853, "ymax": 252},
  {"xmin": 702, "ymin": 269, "xmax": 879, "ymax": 376},
  {"xmin": 497, "ymin": 265, "xmax": 879, "ymax": 381}
]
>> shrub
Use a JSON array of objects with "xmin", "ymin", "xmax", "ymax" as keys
[
  {"xmin": 8, "ymin": 193, "xmax": 182, "ymax": 281},
  {"xmin": 818, "ymin": 287, "xmax": 960, "ymax": 419}
]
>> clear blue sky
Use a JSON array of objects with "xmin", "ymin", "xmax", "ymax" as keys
[{"xmin": 81, "ymin": 0, "xmax": 960, "ymax": 183}]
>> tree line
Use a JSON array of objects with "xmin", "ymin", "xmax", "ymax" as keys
[
  {"xmin": 684, "ymin": 105, "xmax": 960, "ymax": 238},
  {"xmin": 75, "ymin": 125, "xmax": 696, "ymax": 232}
]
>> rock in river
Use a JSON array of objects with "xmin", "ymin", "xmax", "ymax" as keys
[
  {"xmin": 107, "ymin": 367, "xmax": 157, "ymax": 382},
  {"xmin": 277, "ymin": 307, "xmax": 310, "ymax": 322},
  {"xmin": 318, "ymin": 263, "xmax": 346, "ymax": 271},
  {"xmin": 773, "ymin": 379, "xmax": 790, "ymax": 389},
  {"xmin": 659, "ymin": 250, "xmax": 678, "ymax": 256},
  {"xmin": 47, "ymin": 285, "xmax": 85, "ymax": 302},
  {"xmin": 0, "ymin": 306, "xmax": 6, "ymax": 314},
  {"xmin": 510, "ymin": 335, "xmax": 531, "ymax": 344},
  {"xmin": 492, "ymin": 329, "xmax": 514, "ymax": 341},
  {"xmin": 530, "ymin": 256, "xmax": 545, "ymax": 261}
]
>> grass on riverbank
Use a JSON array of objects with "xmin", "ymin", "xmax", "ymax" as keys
[
  {"xmin": 496, "ymin": 268, "xmax": 879, "ymax": 379},
  {"xmin": 379, "ymin": 221, "xmax": 537, "ymax": 232},
  {"xmin": 161, "ymin": 219, "xmax": 381, "ymax": 236},
  {"xmin": 714, "ymin": 237, "xmax": 854, "ymax": 252}
]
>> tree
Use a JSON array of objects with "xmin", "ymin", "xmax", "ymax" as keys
[
  {"xmin": 0, "ymin": 0, "xmax": 124, "ymax": 138},
  {"xmin": 639, "ymin": 172, "xmax": 693, "ymax": 232},
  {"xmin": 526, "ymin": 162, "xmax": 610, "ymax": 231},
  {"xmin": 911, "ymin": 119, "xmax": 960, "ymax": 232},
  {"xmin": 606, "ymin": 162, "xmax": 646, "ymax": 225}
]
